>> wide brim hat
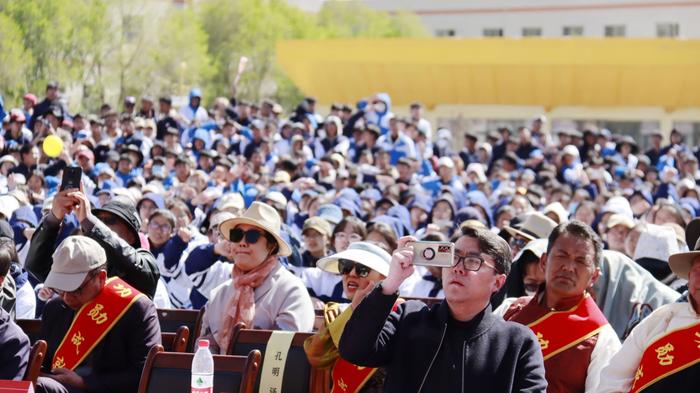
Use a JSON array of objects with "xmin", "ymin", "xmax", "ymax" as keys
[
  {"xmin": 668, "ymin": 218, "xmax": 700, "ymax": 279},
  {"xmin": 505, "ymin": 212, "xmax": 557, "ymax": 241},
  {"xmin": 317, "ymin": 241, "xmax": 391, "ymax": 277},
  {"xmin": 219, "ymin": 201, "xmax": 291, "ymax": 257}
]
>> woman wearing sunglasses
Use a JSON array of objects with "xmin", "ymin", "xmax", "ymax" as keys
[
  {"xmin": 199, "ymin": 201, "xmax": 315, "ymax": 354},
  {"xmin": 304, "ymin": 241, "xmax": 398, "ymax": 393}
]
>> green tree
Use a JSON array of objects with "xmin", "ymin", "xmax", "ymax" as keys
[
  {"xmin": 200, "ymin": 0, "xmax": 321, "ymax": 107},
  {"xmin": 145, "ymin": 8, "xmax": 214, "ymax": 98},
  {"xmin": 316, "ymin": 1, "xmax": 427, "ymax": 38},
  {"xmin": 0, "ymin": 13, "xmax": 33, "ymax": 104},
  {"xmin": 0, "ymin": 0, "xmax": 107, "ymax": 108}
]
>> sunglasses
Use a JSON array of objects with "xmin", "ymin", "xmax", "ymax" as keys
[
  {"xmin": 230, "ymin": 228, "xmax": 264, "ymax": 244},
  {"xmin": 509, "ymin": 236, "xmax": 529, "ymax": 250},
  {"xmin": 338, "ymin": 259, "xmax": 371, "ymax": 278}
]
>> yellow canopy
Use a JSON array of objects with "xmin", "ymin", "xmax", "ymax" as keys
[{"xmin": 276, "ymin": 38, "xmax": 700, "ymax": 110}]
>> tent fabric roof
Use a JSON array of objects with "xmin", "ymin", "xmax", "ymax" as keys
[{"xmin": 277, "ymin": 38, "xmax": 700, "ymax": 109}]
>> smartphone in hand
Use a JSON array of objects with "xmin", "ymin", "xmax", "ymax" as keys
[
  {"xmin": 60, "ymin": 166, "xmax": 83, "ymax": 191},
  {"xmin": 411, "ymin": 241, "xmax": 455, "ymax": 267}
]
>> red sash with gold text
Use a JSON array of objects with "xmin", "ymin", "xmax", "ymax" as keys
[
  {"xmin": 329, "ymin": 300, "xmax": 404, "ymax": 393},
  {"xmin": 628, "ymin": 320, "xmax": 700, "ymax": 393},
  {"xmin": 527, "ymin": 294, "xmax": 608, "ymax": 360},
  {"xmin": 331, "ymin": 358, "xmax": 376, "ymax": 393},
  {"xmin": 51, "ymin": 277, "xmax": 143, "ymax": 370}
]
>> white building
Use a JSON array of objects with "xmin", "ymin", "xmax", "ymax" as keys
[{"xmin": 362, "ymin": 0, "xmax": 700, "ymax": 39}]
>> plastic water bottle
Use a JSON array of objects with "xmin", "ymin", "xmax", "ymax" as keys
[{"xmin": 191, "ymin": 339, "xmax": 214, "ymax": 393}]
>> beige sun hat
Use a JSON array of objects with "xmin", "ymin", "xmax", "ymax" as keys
[
  {"xmin": 219, "ymin": 201, "xmax": 291, "ymax": 257},
  {"xmin": 505, "ymin": 212, "xmax": 557, "ymax": 241},
  {"xmin": 606, "ymin": 213, "xmax": 635, "ymax": 230},
  {"xmin": 543, "ymin": 202, "xmax": 569, "ymax": 224},
  {"xmin": 668, "ymin": 218, "xmax": 700, "ymax": 279},
  {"xmin": 316, "ymin": 241, "xmax": 391, "ymax": 277}
]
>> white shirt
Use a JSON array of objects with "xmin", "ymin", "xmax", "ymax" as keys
[{"xmin": 595, "ymin": 301, "xmax": 700, "ymax": 393}]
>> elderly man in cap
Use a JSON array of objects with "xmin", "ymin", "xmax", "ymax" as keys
[
  {"xmin": 35, "ymin": 236, "xmax": 160, "ymax": 393},
  {"xmin": 339, "ymin": 226, "xmax": 547, "ymax": 392},
  {"xmin": 503, "ymin": 220, "xmax": 620, "ymax": 393},
  {"xmin": 597, "ymin": 218, "xmax": 700, "ymax": 392},
  {"xmin": 26, "ymin": 185, "xmax": 159, "ymax": 298}
]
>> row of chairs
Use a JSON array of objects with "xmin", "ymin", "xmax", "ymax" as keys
[
  {"xmin": 17, "ymin": 298, "xmax": 443, "ymax": 392},
  {"xmin": 15, "ymin": 317, "xmax": 328, "ymax": 392}
]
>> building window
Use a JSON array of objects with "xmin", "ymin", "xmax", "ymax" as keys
[
  {"xmin": 483, "ymin": 28, "xmax": 504, "ymax": 37},
  {"xmin": 522, "ymin": 27, "xmax": 542, "ymax": 37},
  {"xmin": 604, "ymin": 25, "xmax": 626, "ymax": 37},
  {"xmin": 563, "ymin": 26, "xmax": 584, "ymax": 36},
  {"xmin": 435, "ymin": 28, "xmax": 456, "ymax": 37},
  {"xmin": 657, "ymin": 23, "xmax": 679, "ymax": 37}
]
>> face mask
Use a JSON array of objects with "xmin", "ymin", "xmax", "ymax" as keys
[
  {"xmin": 373, "ymin": 102, "xmax": 386, "ymax": 113},
  {"xmin": 432, "ymin": 219, "xmax": 453, "ymax": 228}
]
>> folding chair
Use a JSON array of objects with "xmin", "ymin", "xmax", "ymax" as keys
[
  {"xmin": 227, "ymin": 326, "xmax": 329, "ymax": 393},
  {"xmin": 23, "ymin": 339, "xmax": 47, "ymax": 385},
  {"xmin": 15, "ymin": 319, "xmax": 42, "ymax": 344},
  {"xmin": 138, "ymin": 345, "xmax": 261, "ymax": 393},
  {"xmin": 156, "ymin": 307, "xmax": 205, "ymax": 352},
  {"xmin": 161, "ymin": 325, "xmax": 190, "ymax": 353}
]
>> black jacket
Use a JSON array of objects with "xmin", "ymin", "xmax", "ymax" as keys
[
  {"xmin": 25, "ymin": 213, "xmax": 159, "ymax": 298},
  {"xmin": 339, "ymin": 285, "xmax": 547, "ymax": 393},
  {"xmin": 0, "ymin": 308, "xmax": 30, "ymax": 380},
  {"xmin": 40, "ymin": 295, "xmax": 161, "ymax": 392}
]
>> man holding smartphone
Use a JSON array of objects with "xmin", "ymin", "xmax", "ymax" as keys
[
  {"xmin": 339, "ymin": 226, "xmax": 547, "ymax": 393},
  {"xmin": 25, "ymin": 173, "xmax": 159, "ymax": 298}
]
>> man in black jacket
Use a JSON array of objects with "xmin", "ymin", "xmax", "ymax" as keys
[
  {"xmin": 35, "ymin": 236, "xmax": 160, "ymax": 393},
  {"xmin": 339, "ymin": 226, "xmax": 547, "ymax": 393},
  {"xmin": 26, "ymin": 188, "xmax": 159, "ymax": 298}
]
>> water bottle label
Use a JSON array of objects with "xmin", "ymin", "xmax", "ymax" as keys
[{"xmin": 191, "ymin": 374, "xmax": 213, "ymax": 393}]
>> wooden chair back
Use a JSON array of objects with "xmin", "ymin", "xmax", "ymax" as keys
[
  {"xmin": 161, "ymin": 325, "xmax": 190, "ymax": 353},
  {"xmin": 138, "ymin": 344, "xmax": 261, "ymax": 393},
  {"xmin": 15, "ymin": 319, "xmax": 42, "ymax": 344},
  {"xmin": 23, "ymin": 339, "xmax": 47, "ymax": 385},
  {"xmin": 227, "ymin": 326, "xmax": 329, "ymax": 393},
  {"xmin": 156, "ymin": 307, "xmax": 205, "ymax": 352}
]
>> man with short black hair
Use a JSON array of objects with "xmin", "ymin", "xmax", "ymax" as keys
[
  {"xmin": 339, "ymin": 226, "xmax": 547, "ymax": 392},
  {"xmin": 504, "ymin": 220, "xmax": 620, "ymax": 392}
]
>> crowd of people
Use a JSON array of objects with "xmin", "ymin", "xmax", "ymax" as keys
[{"xmin": 0, "ymin": 80, "xmax": 698, "ymax": 393}]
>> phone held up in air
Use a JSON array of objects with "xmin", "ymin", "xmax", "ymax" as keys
[
  {"xmin": 411, "ymin": 241, "xmax": 455, "ymax": 267},
  {"xmin": 60, "ymin": 166, "xmax": 83, "ymax": 191}
]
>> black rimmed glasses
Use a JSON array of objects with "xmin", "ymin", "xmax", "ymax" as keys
[
  {"xmin": 453, "ymin": 253, "xmax": 499, "ymax": 273},
  {"xmin": 338, "ymin": 259, "xmax": 371, "ymax": 278}
]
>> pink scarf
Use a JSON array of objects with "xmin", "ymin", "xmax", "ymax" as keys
[{"xmin": 218, "ymin": 257, "xmax": 278, "ymax": 352}]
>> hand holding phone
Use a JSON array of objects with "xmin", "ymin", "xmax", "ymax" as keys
[
  {"xmin": 411, "ymin": 241, "xmax": 455, "ymax": 267},
  {"xmin": 60, "ymin": 167, "xmax": 82, "ymax": 191}
]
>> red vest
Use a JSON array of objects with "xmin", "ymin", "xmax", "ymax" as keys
[{"xmin": 506, "ymin": 294, "xmax": 609, "ymax": 393}]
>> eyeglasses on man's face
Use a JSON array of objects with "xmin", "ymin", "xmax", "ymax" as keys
[{"xmin": 452, "ymin": 253, "xmax": 499, "ymax": 273}]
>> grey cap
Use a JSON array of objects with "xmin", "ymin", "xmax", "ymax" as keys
[{"xmin": 45, "ymin": 236, "xmax": 106, "ymax": 292}]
